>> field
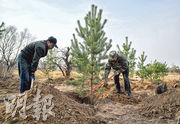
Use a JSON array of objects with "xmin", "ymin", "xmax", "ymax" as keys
[{"xmin": 0, "ymin": 70, "xmax": 179, "ymax": 124}]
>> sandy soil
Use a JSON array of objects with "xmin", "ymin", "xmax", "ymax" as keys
[{"xmin": 0, "ymin": 73, "xmax": 179, "ymax": 124}]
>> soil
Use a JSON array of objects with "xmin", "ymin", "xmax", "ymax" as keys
[
  {"xmin": 138, "ymin": 89, "xmax": 180, "ymax": 119},
  {"xmin": 0, "ymin": 76, "xmax": 20, "ymax": 93},
  {"xmin": 0, "ymin": 84, "xmax": 98, "ymax": 124},
  {"xmin": 0, "ymin": 76, "xmax": 179, "ymax": 124},
  {"xmin": 94, "ymin": 100, "xmax": 175, "ymax": 124}
]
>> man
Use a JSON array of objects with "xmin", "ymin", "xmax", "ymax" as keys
[
  {"xmin": 104, "ymin": 50, "xmax": 131, "ymax": 96},
  {"xmin": 18, "ymin": 36, "xmax": 58, "ymax": 93}
]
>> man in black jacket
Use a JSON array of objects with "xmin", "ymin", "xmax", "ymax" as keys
[
  {"xmin": 104, "ymin": 50, "xmax": 131, "ymax": 96},
  {"xmin": 18, "ymin": 36, "xmax": 58, "ymax": 93}
]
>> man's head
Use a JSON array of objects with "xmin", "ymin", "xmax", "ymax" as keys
[
  {"xmin": 47, "ymin": 36, "xmax": 58, "ymax": 49},
  {"xmin": 109, "ymin": 50, "xmax": 118, "ymax": 62}
]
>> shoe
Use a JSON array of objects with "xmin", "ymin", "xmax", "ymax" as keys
[
  {"xmin": 126, "ymin": 91, "xmax": 131, "ymax": 96},
  {"xmin": 116, "ymin": 90, "xmax": 124, "ymax": 94}
]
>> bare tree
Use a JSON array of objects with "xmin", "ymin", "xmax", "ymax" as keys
[
  {"xmin": 0, "ymin": 22, "xmax": 5, "ymax": 38},
  {"xmin": 0, "ymin": 22, "xmax": 5, "ymax": 76},
  {"xmin": 0, "ymin": 60, "xmax": 3, "ymax": 75},
  {"xmin": 55, "ymin": 47, "xmax": 72, "ymax": 77},
  {"xmin": 0, "ymin": 25, "xmax": 35, "ymax": 73},
  {"xmin": 0, "ymin": 22, "xmax": 5, "ymax": 59}
]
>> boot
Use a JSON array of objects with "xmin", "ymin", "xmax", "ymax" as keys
[
  {"xmin": 116, "ymin": 89, "xmax": 123, "ymax": 94},
  {"xmin": 126, "ymin": 91, "xmax": 131, "ymax": 96}
]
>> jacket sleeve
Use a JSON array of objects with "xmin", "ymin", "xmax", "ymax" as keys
[
  {"xmin": 30, "ymin": 47, "xmax": 44, "ymax": 72},
  {"xmin": 104, "ymin": 62, "xmax": 111, "ymax": 79}
]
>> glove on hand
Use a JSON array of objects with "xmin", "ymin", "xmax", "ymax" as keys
[
  {"xmin": 114, "ymin": 70, "xmax": 120, "ymax": 76},
  {"xmin": 31, "ymin": 73, "xmax": 35, "ymax": 80}
]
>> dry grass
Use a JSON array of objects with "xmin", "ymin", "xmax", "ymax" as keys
[
  {"xmin": 164, "ymin": 73, "xmax": 180, "ymax": 81},
  {"xmin": 13, "ymin": 70, "xmax": 82, "ymax": 80},
  {"xmin": 13, "ymin": 70, "xmax": 180, "ymax": 82}
]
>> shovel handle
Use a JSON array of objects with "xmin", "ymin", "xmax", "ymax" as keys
[
  {"xmin": 31, "ymin": 79, "xmax": 34, "ymax": 89},
  {"xmin": 92, "ymin": 74, "xmax": 114, "ymax": 93},
  {"xmin": 84, "ymin": 74, "xmax": 114, "ymax": 98}
]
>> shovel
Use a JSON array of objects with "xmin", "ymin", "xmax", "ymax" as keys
[
  {"xmin": 31, "ymin": 79, "xmax": 34, "ymax": 89},
  {"xmin": 81, "ymin": 74, "xmax": 114, "ymax": 102}
]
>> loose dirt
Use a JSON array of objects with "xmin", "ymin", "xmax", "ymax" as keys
[
  {"xmin": 94, "ymin": 100, "xmax": 175, "ymax": 124},
  {"xmin": 0, "ymin": 76, "xmax": 19, "ymax": 93},
  {"xmin": 138, "ymin": 89, "xmax": 180, "ymax": 119},
  {"xmin": 0, "ymin": 84, "xmax": 99, "ymax": 124},
  {"xmin": 0, "ymin": 75, "xmax": 179, "ymax": 124}
]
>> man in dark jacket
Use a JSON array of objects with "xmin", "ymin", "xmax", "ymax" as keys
[
  {"xmin": 104, "ymin": 50, "xmax": 131, "ymax": 96},
  {"xmin": 18, "ymin": 36, "xmax": 58, "ymax": 93}
]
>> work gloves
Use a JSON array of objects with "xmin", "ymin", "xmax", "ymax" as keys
[
  {"xmin": 114, "ymin": 70, "xmax": 120, "ymax": 76},
  {"xmin": 31, "ymin": 73, "xmax": 35, "ymax": 80}
]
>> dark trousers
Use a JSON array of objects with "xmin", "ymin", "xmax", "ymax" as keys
[
  {"xmin": 18, "ymin": 53, "xmax": 31, "ymax": 93},
  {"xmin": 114, "ymin": 68, "xmax": 131, "ymax": 93}
]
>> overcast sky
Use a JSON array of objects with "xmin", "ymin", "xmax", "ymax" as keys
[{"xmin": 0, "ymin": 0, "xmax": 180, "ymax": 67}]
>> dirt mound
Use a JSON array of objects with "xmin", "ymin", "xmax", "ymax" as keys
[
  {"xmin": 138, "ymin": 89, "xmax": 180, "ymax": 119},
  {"xmin": 0, "ymin": 84, "xmax": 98, "ymax": 124},
  {"xmin": 131, "ymin": 82, "xmax": 155, "ymax": 91},
  {"xmin": 166, "ymin": 80, "xmax": 180, "ymax": 89},
  {"xmin": 106, "ymin": 94, "xmax": 140, "ymax": 105},
  {"xmin": 65, "ymin": 92, "xmax": 82, "ymax": 103},
  {"xmin": 0, "ymin": 76, "xmax": 19, "ymax": 93},
  {"xmin": 93, "ymin": 84, "xmax": 140, "ymax": 105}
]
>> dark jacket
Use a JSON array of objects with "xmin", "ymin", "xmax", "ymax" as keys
[
  {"xmin": 105, "ymin": 54, "xmax": 128, "ymax": 78},
  {"xmin": 21, "ymin": 40, "xmax": 48, "ymax": 72}
]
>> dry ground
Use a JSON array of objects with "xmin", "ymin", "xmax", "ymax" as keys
[{"xmin": 0, "ymin": 70, "xmax": 179, "ymax": 124}]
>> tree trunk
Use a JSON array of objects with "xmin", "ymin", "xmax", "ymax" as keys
[
  {"xmin": 55, "ymin": 63, "xmax": 65, "ymax": 76},
  {"xmin": 65, "ymin": 61, "xmax": 72, "ymax": 78},
  {"xmin": 65, "ymin": 69, "xmax": 71, "ymax": 78},
  {"xmin": 90, "ymin": 62, "xmax": 94, "ymax": 105}
]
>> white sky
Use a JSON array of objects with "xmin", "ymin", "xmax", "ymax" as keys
[{"xmin": 0, "ymin": 0, "xmax": 180, "ymax": 67}]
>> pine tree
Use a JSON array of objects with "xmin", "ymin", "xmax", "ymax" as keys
[
  {"xmin": 71, "ymin": 4, "xmax": 112, "ymax": 94},
  {"xmin": 43, "ymin": 49, "xmax": 56, "ymax": 79},
  {"xmin": 117, "ymin": 36, "xmax": 136, "ymax": 77},
  {"xmin": 137, "ymin": 51, "xmax": 147, "ymax": 69},
  {"xmin": 136, "ymin": 51, "xmax": 147, "ymax": 82},
  {"xmin": 145, "ymin": 60, "xmax": 168, "ymax": 82}
]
